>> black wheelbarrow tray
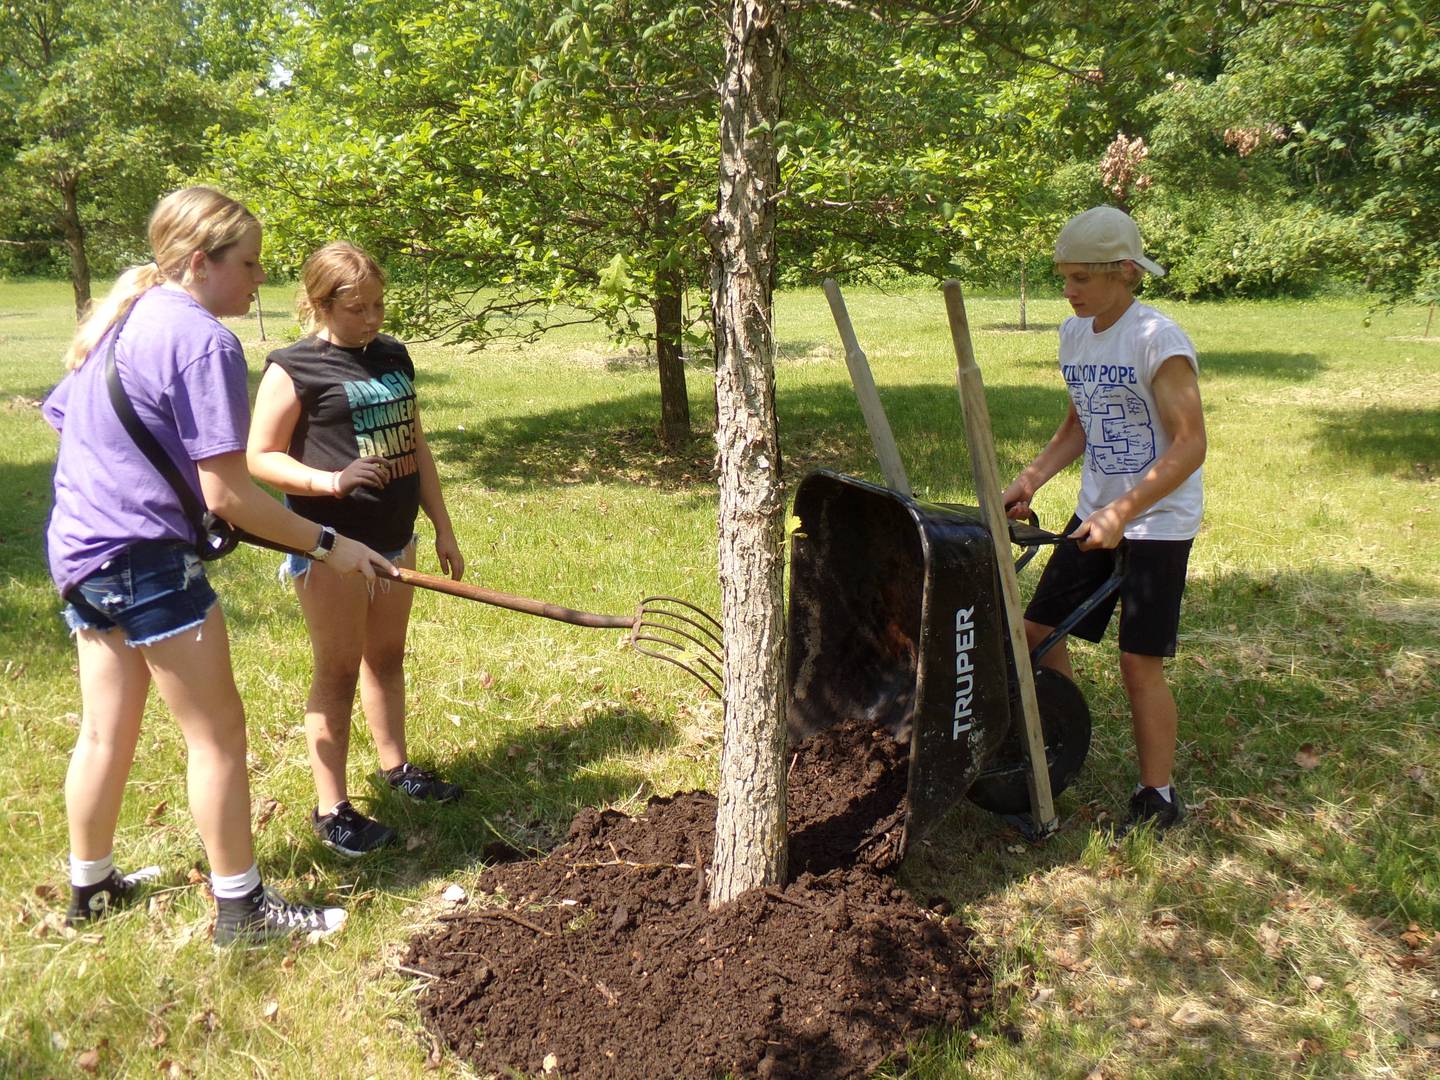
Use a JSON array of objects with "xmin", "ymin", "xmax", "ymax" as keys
[{"xmin": 785, "ymin": 469, "xmax": 1124, "ymax": 849}]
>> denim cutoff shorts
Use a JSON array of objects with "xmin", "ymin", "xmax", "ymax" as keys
[
  {"xmin": 62, "ymin": 540, "xmax": 218, "ymax": 647},
  {"xmin": 280, "ymin": 535, "xmax": 415, "ymax": 583}
]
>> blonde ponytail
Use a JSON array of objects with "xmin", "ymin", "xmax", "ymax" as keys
[
  {"xmin": 63, "ymin": 264, "xmax": 166, "ymax": 370},
  {"xmin": 62, "ymin": 186, "xmax": 259, "ymax": 370}
]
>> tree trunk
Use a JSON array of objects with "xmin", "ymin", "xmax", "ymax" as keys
[
  {"xmin": 652, "ymin": 191, "xmax": 691, "ymax": 448},
  {"xmin": 59, "ymin": 174, "xmax": 92, "ymax": 320},
  {"xmin": 1019, "ymin": 259, "xmax": 1028, "ymax": 331},
  {"xmin": 707, "ymin": 0, "xmax": 788, "ymax": 908}
]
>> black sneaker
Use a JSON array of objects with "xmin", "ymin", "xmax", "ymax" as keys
[
  {"xmin": 310, "ymin": 800, "xmax": 397, "ymax": 857},
  {"xmin": 379, "ymin": 762, "xmax": 463, "ymax": 803},
  {"xmin": 65, "ymin": 865, "xmax": 162, "ymax": 926},
  {"xmin": 213, "ymin": 884, "xmax": 347, "ymax": 947},
  {"xmin": 1116, "ymin": 785, "xmax": 1186, "ymax": 839}
]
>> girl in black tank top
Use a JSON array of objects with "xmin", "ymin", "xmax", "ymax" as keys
[{"xmin": 246, "ymin": 242, "xmax": 466, "ymax": 855}]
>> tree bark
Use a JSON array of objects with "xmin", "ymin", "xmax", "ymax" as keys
[
  {"xmin": 707, "ymin": 0, "xmax": 788, "ymax": 908},
  {"xmin": 652, "ymin": 188, "xmax": 691, "ymax": 448},
  {"xmin": 59, "ymin": 174, "xmax": 92, "ymax": 319}
]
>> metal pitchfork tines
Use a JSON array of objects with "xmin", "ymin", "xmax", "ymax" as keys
[
  {"xmin": 391, "ymin": 569, "xmax": 724, "ymax": 700},
  {"xmin": 628, "ymin": 596, "xmax": 724, "ymax": 699}
]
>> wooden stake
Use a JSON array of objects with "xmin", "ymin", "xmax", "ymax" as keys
[
  {"xmin": 822, "ymin": 279, "xmax": 911, "ymax": 496},
  {"xmin": 942, "ymin": 280, "xmax": 1057, "ymax": 833}
]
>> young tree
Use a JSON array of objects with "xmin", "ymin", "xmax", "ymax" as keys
[
  {"xmin": 708, "ymin": 0, "xmax": 788, "ymax": 905},
  {"xmin": 0, "ymin": 0, "xmax": 260, "ymax": 316}
]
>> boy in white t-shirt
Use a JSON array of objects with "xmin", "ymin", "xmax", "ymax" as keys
[{"xmin": 1001, "ymin": 206, "xmax": 1207, "ymax": 836}]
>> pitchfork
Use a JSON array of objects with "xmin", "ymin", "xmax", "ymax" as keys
[{"xmin": 373, "ymin": 568, "xmax": 724, "ymax": 700}]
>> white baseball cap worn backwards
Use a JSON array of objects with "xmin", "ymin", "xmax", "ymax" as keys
[{"xmin": 1054, "ymin": 205, "xmax": 1166, "ymax": 278}]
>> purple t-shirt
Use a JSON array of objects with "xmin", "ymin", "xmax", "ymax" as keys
[{"xmin": 43, "ymin": 287, "xmax": 251, "ymax": 596}]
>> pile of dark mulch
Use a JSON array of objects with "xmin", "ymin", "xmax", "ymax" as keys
[{"xmin": 404, "ymin": 716, "xmax": 992, "ymax": 1079}]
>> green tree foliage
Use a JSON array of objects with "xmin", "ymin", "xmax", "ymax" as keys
[
  {"xmin": 215, "ymin": 0, "xmax": 1092, "ymax": 443},
  {"xmin": 0, "ymin": 0, "xmax": 264, "ymax": 313},
  {"xmin": 1107, "ymin": 1, "xmax": 1438, "ymax": 299}
]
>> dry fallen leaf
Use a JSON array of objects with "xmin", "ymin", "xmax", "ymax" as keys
[
  {"xmin": 1128, "ymin": 1017, "xmax": 1150, "ymax": 1031},
  {"xmin": 76, "ymin": 1048, "xmax": 101, "ymax": 1073},
  {"xmin": 1051, "ymin": 947, "xmax": 1085, "ymax": 972},
  {"xmin": 33, "ymin": 883, "xmax": 60, "ymax": 902},
  {"xmin": 261, "ymin": 1000, "xmax": 279, "ymax": 1022},
  {"xmin": 479, "ymin": 671, "xmax": 494, "ymax": 689},
  {"xmin": 1256, "ymin": 923, "xmax": 1283, "ymax": 958},
  {"xmin": 423, "ymin": 1037, "xmax": 444, "ymax": 1071},
  {"xmin": 254, "ymin": 798, "xmax": 281, "ymax": 830},
  {"xmin": 1169, "ymin": 1001, "xmax": 1209, "ymax": 1027},
  {"xmin": 186, "ymin": 868, "xmax": 206, "ymax": 886},
  {"xmin": 147, "ymin": 800, "xmax": 168, "ymax": 825},
  {"xmin": 1294, "ymin": 744, "xmax": 1322, "ymax": 770}
]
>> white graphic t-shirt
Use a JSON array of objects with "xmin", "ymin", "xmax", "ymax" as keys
[{"xmin": 1059, "ymin": 301, "xmax": 1203, "ymax": 540}]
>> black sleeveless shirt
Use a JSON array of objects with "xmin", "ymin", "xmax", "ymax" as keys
[{"xmin": 264, "ymin": 334, "xmax": 421, "ymax": 552}]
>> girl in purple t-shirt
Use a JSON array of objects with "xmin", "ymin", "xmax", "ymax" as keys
[{"xmin": 44, "ymin": 187, "xmax": 395, "ymax": 945}]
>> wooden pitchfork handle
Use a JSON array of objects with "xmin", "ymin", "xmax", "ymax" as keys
[
  {"xmin": 233, "ymin": 528, "xmax": 636, "ymax": 629},
  {"xmin": 390, "ymin": 567, "xmax": 635, "ymax": 629}
]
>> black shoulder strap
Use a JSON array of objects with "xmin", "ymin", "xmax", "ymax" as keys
[{"xmin": 102, "ymin": 304, "xmax": 208, "ymax": 535}]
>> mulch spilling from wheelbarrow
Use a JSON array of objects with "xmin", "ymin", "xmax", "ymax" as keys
[{"xmin": 405, "ymin": 715, "xmax": 993, "ymax": 1079}]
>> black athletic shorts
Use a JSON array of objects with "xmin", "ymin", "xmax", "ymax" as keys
[{"xmin": 1024, "ymin": 515, "xmax": 1194, "ymax": 658}]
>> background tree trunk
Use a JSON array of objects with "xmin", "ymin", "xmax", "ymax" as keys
[
  {"xmin": 707, "ymin": 0, "xmax": 788, "ymax": 908},
  {"xmin": 59, "ymin": 174, "xmax": 92, "ymax": 319},
  {"xmin": 652, "ymin": 187, "xmax": 691, "ymax": 448},
  {"xmin": 1019, "ymin": 259, "xmax": 1028, "ymax": 331}
]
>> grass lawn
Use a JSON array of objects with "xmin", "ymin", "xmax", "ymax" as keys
[{"xmin": 1, "ymin": 277, "xmax": 1437, "ymax": 1078}]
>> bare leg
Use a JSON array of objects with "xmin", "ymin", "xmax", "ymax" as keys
[
  {"xmin": 66, "ymin": 629, "xmax": 151, "ymax": 860},
  {"xmin": 1024, "ymin": 619, "xmax": 1073, "ymax": 681},
  {"xmin": 1120, "ymin": 651, "xmax": 1177, "ymax": 788},
  {"xmin": 142, "ymin": 607, "xmax": 255, "ymax": 876},
  {"xmin": 359, "ymin": 542, "xmax": 415, "ymax": 772},
  {"xmin": 293, "ymin": 562, "xmax": 369, "ymax": 811}
]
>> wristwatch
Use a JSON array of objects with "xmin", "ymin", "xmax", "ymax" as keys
[{"xmin": 308, "ymin": 525, "xmax": 337, "ymax": 561}]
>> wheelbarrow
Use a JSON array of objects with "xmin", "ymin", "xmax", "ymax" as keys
[{"xmin": 785, "ymin": 468, "xmax": 1124, "ymax": 849}]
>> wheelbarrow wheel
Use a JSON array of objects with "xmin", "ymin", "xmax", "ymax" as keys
[{"xmin": 964, "ymin": 667, "xmax": 1092, "ymax": 817}]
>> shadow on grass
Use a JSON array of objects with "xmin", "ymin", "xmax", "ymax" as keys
[
  {"xmin": 904, "ymin": 562, "xmax": 1440, "ymax": 926},
  {"xmin": 981, "ymin": 321, "xmax": 1061, "ymax": 334},
  {"xmin": 308, "ymin": 702, "xmax": 686, "ymax": 890},
  {"xmin": 421, "ymin": 380, "xmax": 1073, "ymax": 500},
  {"xmin": 1311, "ymin": 405, "xmax": 1440, "ymax": 480},
  {"xmin": 1202, "ymin": 349, "xmax": 1323, "ymax": 381}
]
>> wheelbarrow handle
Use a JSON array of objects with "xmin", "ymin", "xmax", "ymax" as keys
[{"xmin": 1029, "ymin": 544, "xmax": 1129, "ymax": 665}]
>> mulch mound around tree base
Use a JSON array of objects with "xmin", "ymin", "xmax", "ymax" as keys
[{"xmin": 405, "ymin": 717, "xmax": 994, "ymax": 1079}]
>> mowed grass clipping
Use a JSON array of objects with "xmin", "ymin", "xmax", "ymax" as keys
[{"xmin": 1, "ymin": 278, "xmax": 1437, "ymax": 1078}]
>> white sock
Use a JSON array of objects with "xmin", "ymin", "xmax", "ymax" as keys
[
  {"xmin": 70, "ymin": 852, "xmax": 115, "ymax": 888},
  {"xmin": 211, "ymin": 863, "xmax": 262, "ymax": 900},
  {"xmin": 1135, "ymin": 783, "xmax": 1174, "ymax": 803}
]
